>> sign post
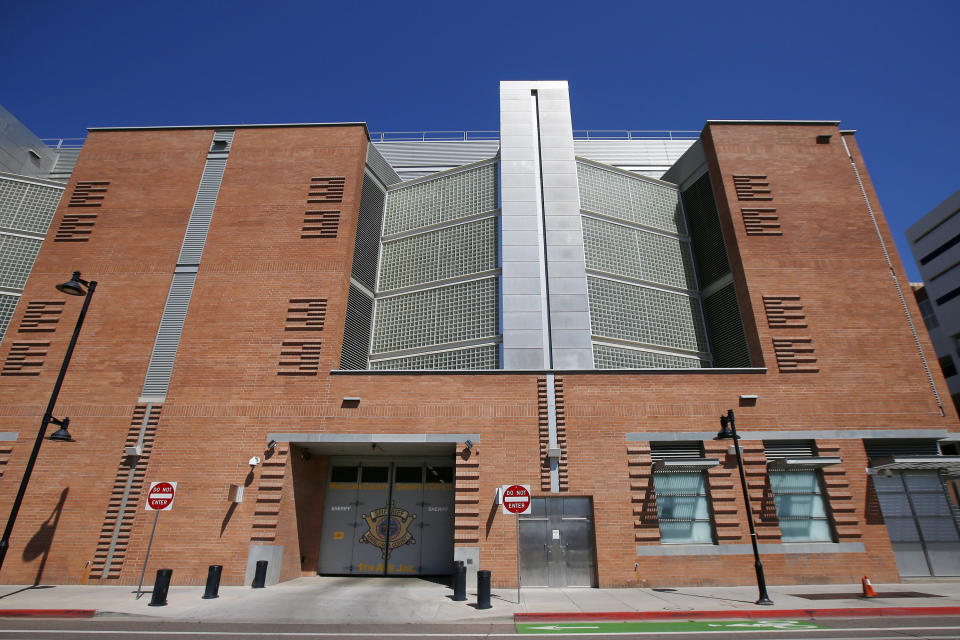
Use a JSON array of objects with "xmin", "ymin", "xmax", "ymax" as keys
[
  {"xmin": 500, "ymin": 484, "xmax": 531, "ymax": 604},
  {"xmin": 137, "ymin": 482, "xmax": 176, "ymax": 599}
]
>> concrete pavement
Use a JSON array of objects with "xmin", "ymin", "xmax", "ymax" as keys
[{"xmin": 1, "ymin": 577, "xmax": 959, "ymax": 623}]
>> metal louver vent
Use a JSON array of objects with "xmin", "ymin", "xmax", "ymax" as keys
[
  {"xmin": 340, "ymin": 283, "xmax": 373, "ymax": 370},
  {"xmin": 366, "ymin": 143, "xmax": 401, "ymax": 186},
  {"xmin": 764, "ymin": 440, "xmax": 816, "ymax": 459},
  {"xmin": 864, "ymin": 439, "xmax": 942, "ymax": 459},
  {"xmin": 650, "ymin": 441, "xmax": 704, "ymax": 461},
  {"xmin": 141, "ymin": 271, "xmax": 197, "ymax": 397},
  {"xmin": 178, "ymin": 129, "xmax": 233, "ymax": 265},
  {"xmin": 702, "ymin": 282, "xmax": 751, "ymax": 368},
  {"xmin": 352, "ymin": 172, "xmax": 385, "ymax": 291},
  {"xmin": 682, "ymin": 173, "xmax": 730, "ymax": 288}
]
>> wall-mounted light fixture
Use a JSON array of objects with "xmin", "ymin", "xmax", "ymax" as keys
[{"xmin": 267, "ymin": 439, "xmax": 277, "ymax": 449}]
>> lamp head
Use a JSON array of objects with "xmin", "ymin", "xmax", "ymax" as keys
[
  {"xmin": 48, "ymin": 417, "xmax": 73, "ymax": 442},
  {"xmin": 56, "ymin": 272, "xmax": 88, "ymax": 296},
  {"xmin": 715, "ymin": 410, "xmax": 737, "ymax": 440}
]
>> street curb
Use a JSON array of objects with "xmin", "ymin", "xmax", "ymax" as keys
[
  {"xmin": 515, "ymin": 606, "xmax": 960, "ymax": 622},
  {"xmin": 0, "ymin": 609, "xmax": 97, "ymax": 618}
]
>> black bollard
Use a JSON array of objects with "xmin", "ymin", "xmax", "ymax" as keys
[
  {"xmin": 202, "ymin": 564, "xmax": 223, "ymax": 599},
  {"xmin": 451, "ymin": 560, "xmax": 464, "ymax": 588},
  {"xmin": 251, "ymin": 560, "xmax": 268, "ymax": 588},
  {"xmin": 477, "ymin": 570, "xmax": 491, "ymax": 609},
  {"xmin": 148, "ymin": 569, "xmax": 172, "ymax": 607},
  {"xmin": 453, "ymin": 563, "xmax": 467, "ymax": 601}
]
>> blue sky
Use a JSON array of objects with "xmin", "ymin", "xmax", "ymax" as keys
[{"xmin": 3, "ymin": 0, "xmax": 957, "ymax": 280}]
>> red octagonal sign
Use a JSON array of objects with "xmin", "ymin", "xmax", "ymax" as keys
[
  {"xmin": 501, "ymin": 484, "xmax": 531, "ymax": 515},
  {"xmin": 146, "ymin": 481, "xmax": 177, "ymax": 511}
]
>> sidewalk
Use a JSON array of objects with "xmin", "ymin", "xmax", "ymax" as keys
[{"xmin": 1, "ymin": 577, "xmax": 959, "ymax": 623}]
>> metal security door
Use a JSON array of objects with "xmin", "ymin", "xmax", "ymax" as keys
[
  {"xmin": 318, "ymin": 460, "xmax": 455, "ymax": 576},
  {"xmin": 317, "ymin": 464, "xmax": 361, "ymax": 574},
  {"xmin": 418, "ymin": 465, "xmax": 455, "ymax": 575},
  {"xmin": 352, "ymin": 464, "xmax": 392, "ymax": 574},
  {"xmin": 387, "ymin": 465, "xmax": 424, "ymax": 575},
  {"xmin": 873, "ymin": 471, "xmax": 960, "ymax": 576},
  {"xmin": 519, "ymin": 497, "xmax": 597, "ymax": 587}
]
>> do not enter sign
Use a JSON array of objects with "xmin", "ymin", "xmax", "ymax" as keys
[
  {"xmin": 145, "ymin": 481, "xmax": 177, "ymax": 511},
  {"xmin": 501, "ymin": 484, "xmax": 531, "ymax": 515}
]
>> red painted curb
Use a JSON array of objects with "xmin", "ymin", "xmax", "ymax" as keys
[
  {"xmin": 515, "ymin": 606, "xmax": 960, "ymax": 622},
  {"xmin": 0, "ymin": 609, "xmax": 96, "ymax": 618}
]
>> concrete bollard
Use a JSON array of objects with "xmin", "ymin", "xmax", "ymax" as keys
[
  {"xmin": 477, "ymin": 570, "xmax": 491, "ymax": 609},
  {"xmin": 202, "ymin": 564, "xmax": 222, "ymax": 599},
  {"xmin": 453, "ymin": 563, "xmax": 467, "ymax": 601},
  {"xmin": 252, "ymin": 560, "xmax": 268, "ymax": 588},
  {"xmin": 148, "ymin": 569, "xmax": 172, "ymax": 607}
]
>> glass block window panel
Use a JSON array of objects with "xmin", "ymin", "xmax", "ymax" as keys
[
  {"xmin": 577, "ymin": 162, "xmax": 685, "ymax": 234},
  {"xmin": 372, "ymin": 278, "xmax": 498, "ymax": 354},
  {"xmin": 0, "ymin": 179, "xmax": 63, "ymax": 234},
  {"xmin": 0, "ymin": 179, "xmax": 28, "ymax": 217},
  {"xmin": 383, "ymin": 163, "xmax": 497, "ymax": 236},
  {"xmin": 0, "ymin": 293, "xmax": 20, "ymax": 342},
  {"xmin": 10, "ymin": 184, "xmax": 63, "ymax": 233},
  {"xmin": 370, "ymin": 344, "xmax": 499, "ymax": 370},
  {"xmin": 582, "ymin": 216, "xmax": 697, "ymax": 290},
  {"xmin": 652, "ymin": 471, "xmax": 713, "ymax": 544},
  {"xmin": 587, "ymin": 277, "xmax": 707, "ymax": 353},
  {"xmin": 593, "ymin": 343, "xmax": 704, "ymax": 369},
  {"xmin": 0, "ymin": 234, "xmax": 43, "ymax": 290},
  {"xmin": 379, "ymin": 217, "xmax": 496, "ymax": 291},
  {"xmin": 769, "ymin": 470, "xmax": 833, "ymax": 542}
]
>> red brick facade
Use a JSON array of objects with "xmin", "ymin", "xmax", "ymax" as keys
[{"xmin": 0, "ymin": 122, "xmax": 956, "ymax": 588}]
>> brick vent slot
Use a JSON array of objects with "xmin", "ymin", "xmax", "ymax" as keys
[
  {"xmin": 250, "ymin": 446, "xmax": 289, "ymax": 543},
  {"xmin": 303, "ymin": 177, "xmax": 344, "ymax": 239},
  {"xmin": 277, "ymin": 341, "xmax": 322, "ymax": 375},
  {"xmin": 733, "ymin": 175, "xmax": 773, "ymax": 201},
  {"xmin": 18, "ymin": 301, "xmax": 65, "ymax": 333},
  {"xmin": 307, "ymin": 177, "xmax": 345, "ymax": 203},
  {"xmin": 88, "ymin": 404, "xmax": 162, "ymax": 581},
  {"xmin": 627, "ymin": 443, "xmax": 660, "ymax": 544},
  {"xmin": 816, "ymin": 441, "xmax": 862, "ymax": 540},
  {"xmin": 286, "ymin": 298, "xmax": 327, "ymax": 331},
  {"xmin": 0, "ymin": 441, "xmax": 13, "ymax": 478},
  {"xmin": 54, "ymin": 212, "xmax": 98, "ymax": 242},
  {"xmin": 68, "ymin": 180, "xmax": 109, "ymax": 207},
  {"xmin": 302, "ymin": 210, "xmax": 340, "ymax": 238},
  {"xmin": 772, "ymin": 337, "xmax": 819, "ymax": 372},
  {"xmin": 1, "ymin": 341, "xmax": 49, "ymax": 376},
  {"xmin": 762, "ymin": 295, "xmax": 807, "ymax": 329},
  {"xmin": 742, "ymin": 208, "xmax": 781, "ymax": 236},
  {"xmin": 454, "ymin": 443, "xmax": 480, "ymax": 544}
]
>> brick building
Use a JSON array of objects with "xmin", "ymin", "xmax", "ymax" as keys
[{"xmin": 0, "ymin": 81, "xmax": 958, "ymax": 589}]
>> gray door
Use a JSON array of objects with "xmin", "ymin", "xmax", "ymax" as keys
[
  {"xmin": 873, "ymin": 471, "xmax": 960, "ymax": 576},
  {"xmin": 318, "ymin": 460, "xmax": 454, "ymax": 576},
  {"xmin": 518, "ymin": 497, "xmax": 597, "ymax": 587}
]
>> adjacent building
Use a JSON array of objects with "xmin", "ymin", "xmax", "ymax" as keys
[{"xmin": 0, "ymin": 82, "xmax": 958, "ymax": 589}]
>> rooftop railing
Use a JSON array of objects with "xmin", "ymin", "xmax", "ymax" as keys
[
  {"xmin": 369, "ymin": 130, "xmax": 700, "ymax": 142},
  {"xmin": 40, "ymin": 138, "xmax": 86, "ymax": 149}
]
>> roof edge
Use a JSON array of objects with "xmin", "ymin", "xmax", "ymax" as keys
[
  {"xmin": 87, "ymin": 122, "xmax": 369, "ymax": 135},
  {"xmin": 705, "ymin": 120, "xmax": 841, "ymax": 126}
]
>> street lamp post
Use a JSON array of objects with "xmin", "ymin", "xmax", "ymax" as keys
[
  {"xmin": 715, "ymin": 409, "xmax": 773, "ymax": 605},
  {"xmin": 0, "ymin": 272, "xmax": 96, "ymax": 573}
]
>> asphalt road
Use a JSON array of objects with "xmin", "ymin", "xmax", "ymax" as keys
[{"xmin": 1, "ymin": 616, "xmax": 960, "ymax": 639}]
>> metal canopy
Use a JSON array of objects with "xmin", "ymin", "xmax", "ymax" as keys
[
  {"xmin": 768, "ymin": 457, "xmax": 842, "ymax": 469},
  {"xmin": 869, "ymin": 456, "xmax": 960, "ymax": 474},
  {"xmin": 653, "ymin": 458, "xmax": 720, "ymax": 471}
]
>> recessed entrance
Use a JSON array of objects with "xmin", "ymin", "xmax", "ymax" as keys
[
  {"xmin": 318, "ymin": 459, "xmax": 455, "ymax": 576},
  {"xmin": 518, "ymin": 496, "xmax": 597, "ymax": 587}
]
